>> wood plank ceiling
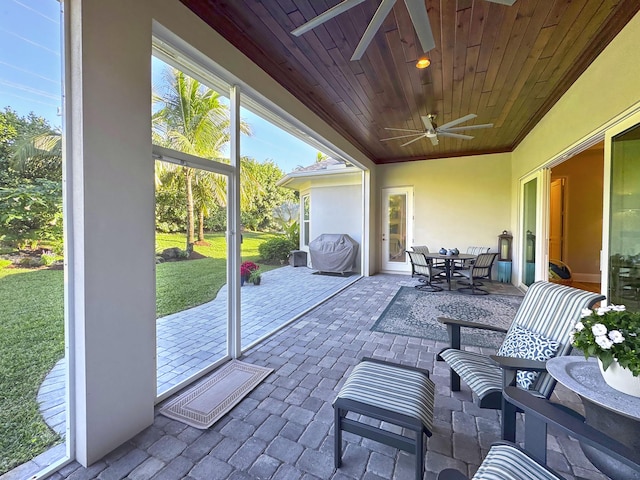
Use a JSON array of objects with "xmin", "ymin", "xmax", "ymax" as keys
[{"xmin": 181, "ymin": 0, "xmax": 640, "ymax": 164}]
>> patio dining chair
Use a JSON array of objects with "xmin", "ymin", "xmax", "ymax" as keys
[
  {"xmin": 407, "ymin": 250, "xmax": 445, "ymax": 292},
  {"xmin": 437, "ymin": 281, "xmax": 604, "ymax": 440},
  {"xmin": 452, "ymin": 246, "xmax": 491, "ymax": 273},
  {"xmin": 438, "ymin": 387, "xmax": 640, "ymax": 480},
  {"xmin": 411, "ymin": 245, "xmax": 445, "ymax": 268},
  {"xmin": 455, "ymin": 252, "xmax": 498, "ymax": 294}
]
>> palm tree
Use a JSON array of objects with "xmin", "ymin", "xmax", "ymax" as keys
[
  {"xmin": 11, "ymin": 129, "xmax": 62, "ymax": 181},
  {"xmin": 153, "ymin": 68, "xmax": 251, "ymax": 251}
]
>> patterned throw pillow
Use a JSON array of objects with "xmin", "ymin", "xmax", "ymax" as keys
[{"xmin": 497, "ymin": 325, "xmax": 560, "ymax": 389}]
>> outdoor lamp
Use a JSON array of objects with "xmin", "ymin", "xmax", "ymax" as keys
[
  {"xmin": 498, "ymin": 230, "xmax": 513, "ymax": 261},
  {"xmin": 526, "ymin": 230, "xmax": 536, "ymax": 263}
]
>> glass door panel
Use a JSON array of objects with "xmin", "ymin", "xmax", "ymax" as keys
[
  {"xmin": 522, "ymin": 178, "xmax": 538, "ymax": 286},
  {"xmin": 608, "ymin": 123, "xmax": 640, "ymax": 311},
  {"xmin": 382, "ymin": 187, "xmax": 412, "ymax": 272}
]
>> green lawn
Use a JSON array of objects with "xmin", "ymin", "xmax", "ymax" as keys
[
  {"xmin": 156, "ymin": 231, "xmax": 280, "ymax": 317},
  {"xmin": 0, "ymin": 267, "xmax": 64, "ymax": 474},
  {"xmin": 0, "ymin": 230, "xmax": 280, "ymax": 474}
]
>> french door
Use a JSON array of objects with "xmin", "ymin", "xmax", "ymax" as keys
[{"xmin": 381, "ymin": 187, "xmax": 413, "ymax": 272}]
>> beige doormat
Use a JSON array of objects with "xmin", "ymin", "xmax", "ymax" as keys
[{"xmin": 159, "ymin": 360, "xmax": 273, "ymax": 429}]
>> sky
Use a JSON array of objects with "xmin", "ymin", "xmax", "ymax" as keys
[{"xmin": 0, "ymin": 0, "xmax": 319, "ymax": 174}]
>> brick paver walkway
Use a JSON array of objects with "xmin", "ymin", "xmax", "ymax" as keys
[
  {"xmin": 9, "ymin": 274, "xmax": 605, "ymax": 480},
  {"xmin": 156, "ymin": 266, "xmax": 358, "ymax": 393}
]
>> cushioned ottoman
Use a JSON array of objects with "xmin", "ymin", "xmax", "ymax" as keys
[{"xmin": 333, "ymin": 358, "xmax": 435, "ymax": 480}]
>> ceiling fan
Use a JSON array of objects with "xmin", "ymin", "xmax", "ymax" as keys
[
  {"xmin": 291, "ymin": 0, "xmax": 517, "ymax": 61},
  {"xmin": 381, "ymin": 114, "xmax": 494, "ymax": 146}
]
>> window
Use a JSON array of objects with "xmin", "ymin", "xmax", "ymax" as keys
[
  {"xmin": 303, "ymin": 194, "xmax": 310, "ymax": 247},
  {"xmin": 0, "ymin": 0, "xmax": 67, "ymax": 476}
]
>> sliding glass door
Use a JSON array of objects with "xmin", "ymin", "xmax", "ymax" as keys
[
  {"xmin": 606, "ymin": 119, "xmax": 640, "ymax": 311},
  {"xmin": 152, "ymin": 55, "xmax": 235, "ymax": 398},
  {"xmin": 521, "ymin": 177, "xmax": 538, "ymax": 287},
  {"xmin": 518, "ymin": 170, "xmax": 549, "ymax": 288}
]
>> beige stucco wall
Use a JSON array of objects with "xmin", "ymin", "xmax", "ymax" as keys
[{"xmin": 377, "ymin": 153, "xmax": 512, "ymax": 272}]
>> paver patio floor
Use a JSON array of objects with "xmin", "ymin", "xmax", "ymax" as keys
[
  {"xmin": 20, "ymin": 266, "xmax": 357, "ymax": 479},
  {"xmin": 19, "ymin": 273, "xmax": 606, "ymax": 480}
]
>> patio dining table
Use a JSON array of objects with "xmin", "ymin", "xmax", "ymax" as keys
[{"xmin": 423, "ymin": 252, "xmax": 476, "ymax": 291}]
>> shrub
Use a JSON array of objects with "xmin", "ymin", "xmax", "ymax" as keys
[
  {"xmin": 204, "ymin": 207, "xmax": 226, "ymax": 232},
  {"xmin": 40, "ymin": 251, "xmax": 57, "ymax": 266},
  {"xmin": 258, "ymin": 236, "xmax": 296, "ymax": 264},
  {"xmin": 0, "ymin": 259, "xmax": 11, "ymax": 269},
  {"xmin": 0, "ymin": 179, "xmax": 63, "ymax": 249}
]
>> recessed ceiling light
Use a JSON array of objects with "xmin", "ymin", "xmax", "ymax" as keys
[{"xmin": 416, "ymin": 57, "xmax": 430, "ymax": 69}]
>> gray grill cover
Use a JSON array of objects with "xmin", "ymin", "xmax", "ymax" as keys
[{"xmin": 309, "ymin": 234, "xmax": 359, "ymax": 273}]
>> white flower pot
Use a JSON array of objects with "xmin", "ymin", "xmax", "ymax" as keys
[{"xmin": 598, "ymin": 359, "xmax": 640, "ymax": 397}]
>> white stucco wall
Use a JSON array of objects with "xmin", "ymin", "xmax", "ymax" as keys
[
  {"xmin": 310, "ymin": 184, "xmax": 363, "ymax": 272},
  {"xmin": 68, "ymin": 0, "xmax": 156, "ymax": 465},
  {"xmin": 377, "ymin": 153, "xmax": 512, "ymax": 267}
]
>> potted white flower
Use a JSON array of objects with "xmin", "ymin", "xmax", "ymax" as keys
[{"xmin": 571, "ymin": 304, "xmax": 640, "ymax": 397}]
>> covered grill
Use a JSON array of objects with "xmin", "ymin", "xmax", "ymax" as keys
[{"xmin": 309, "ymin": 234, "xmax": 359, "ymax": 274}]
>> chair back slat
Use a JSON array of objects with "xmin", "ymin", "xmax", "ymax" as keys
[
  {"xmin": 473, "ymin": 252, "xmax": 497, "ymax": 269},
  {"xmin": 411, "ymin": 245, "xmax": 430, "ymax": 255},
  {"xmin": 507, "ymin": 282, "xmax": 604, "ymax": 396},
  {"xmin": 467, "ymin": 246, "xmax": 490, "ymax": 255},
  {"xmin": 407, "ymin": 251, "xmax": 430, "ymax": 275}
]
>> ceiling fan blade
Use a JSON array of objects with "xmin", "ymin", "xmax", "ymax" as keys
[
  {"xmin": 429, "ymin": 135, "xmax": 439, "ymax": 146},
  {"xmin": 401, "ymin": 134, "xmax": 427, "ymax": 147},
  {"xmin": 380, "ymin": 133, "xmax": 424, "ymax": 141},
  {"xmin": 291, "ymin": 0, "xmax": 366, "ymax": 36},
  {"xmin": 437, "ymin": 132, "xmax": 474, "ymax": 140},
  {"xmin": 421, "ymin": 115, "xmax": 435, "ymax": 132},
  {"xmin": 437, "ymin": 113, "xmax": 477, "ymax": 130},
  {"xmin": 485, "ymin": 0, "xmax": 517, "ymax": 5},
  {"xmin": 441, "ymin": 123, "xmax": 494, "ymax": 132},
  {"xmin": 384, "ymin": 127, "xmax": 423, "ymax": 133},
  {"xmin": 404, "ymin": 0, "xmax": 436, "ymax": 52},
  {"xmin": 351, "ymin": 0, "xmax": 397, "ymax": 60}
]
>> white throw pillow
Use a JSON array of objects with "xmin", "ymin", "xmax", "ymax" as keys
[{"xmin": 497, "ymin": 325, "xmax": 560, "ymax": 389}]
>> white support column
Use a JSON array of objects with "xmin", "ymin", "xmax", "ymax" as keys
[
  {"xmin": 68, "ymin": 0, "xmax": 155, "ymax": 465},
  {"xmin": 228, "ymin": 85, "xmax": 242, "ymax": 358}
]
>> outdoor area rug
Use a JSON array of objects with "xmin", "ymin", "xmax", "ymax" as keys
[
  {"xmin": 371, "ymin": 287, "xmax": 524, "ymax": 348},
  {"xmin": 159, "ymin": 360, "xmax": 273, "ymax": 429}
]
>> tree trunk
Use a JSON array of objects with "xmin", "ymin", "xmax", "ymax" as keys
[
  {"xmin": 185, "ymin": 167, "xmax": 195, "ymax": 253},
  {"xmin": 198, "ymin": 208, "xmax": 205, "ymax": 242}
]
